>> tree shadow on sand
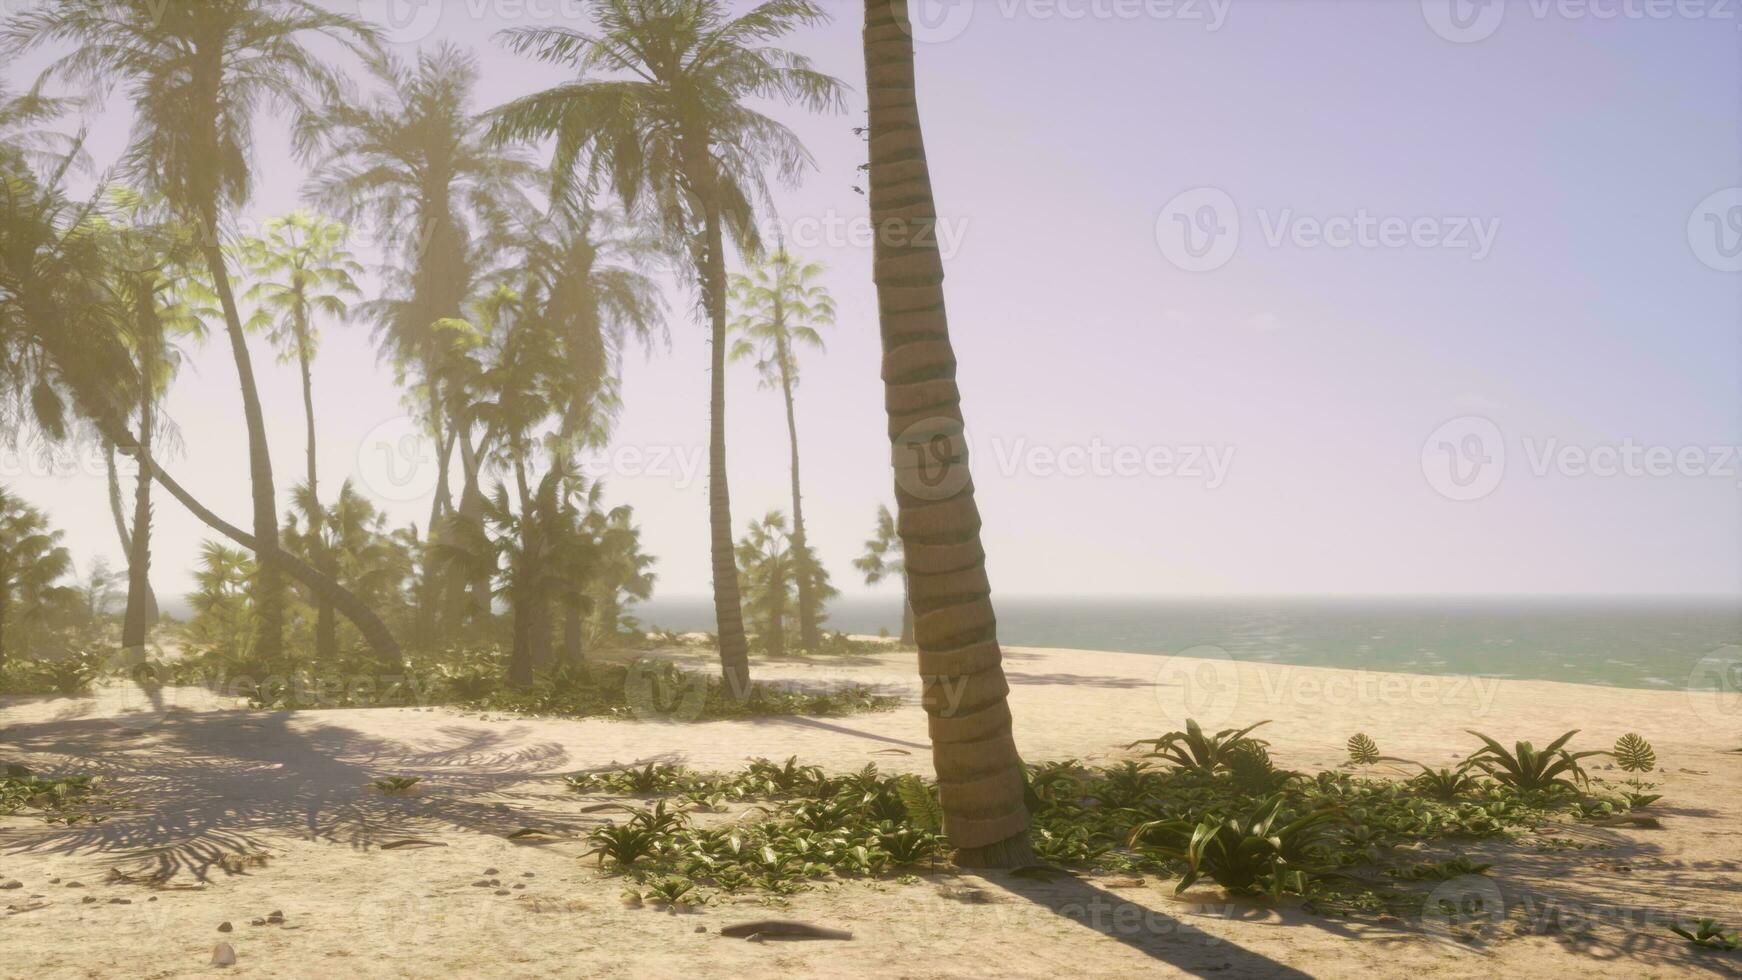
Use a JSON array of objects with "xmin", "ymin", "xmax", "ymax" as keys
[{"xmin": 0, "ymin": 708, "xmax": 580, "ymax": 880}]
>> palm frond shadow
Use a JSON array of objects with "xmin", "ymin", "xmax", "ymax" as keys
[{"xmin": 1, "ymin": 709, "xmax": 574, "ymax": 880}]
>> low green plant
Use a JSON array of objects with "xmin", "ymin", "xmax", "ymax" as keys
[
  {"xmin": 1347, "ymin": 733, "xmax": 1381, "ymax": 766},
  {"xmin": 371, "ymin": 776, "xmax": 422, "ymax": 795},
  {"xmin": 0, "ymin": 767, "xmax": 102, "ymax": 818},
  {"xmin": 1612, "ymin": 733, "xmax": 1656, "ymax": 773},
  {"xmin": 1411, "ymin": 764, "xmax": 1481, "ymax": 801},
  {"xmin": 1128, "ymin": 719, "xmax": 1272, "ymax": 777},
  {"xmin": 1128, "ymin": 794, "xmax": 1340, "ymax": 899},
  {"xmin": 1463, "ymin": 730, "xmax": 1604, "ymax": 794},
  {"xmin": 1386, "ymin": 856, "xmax": 1492, "ymax": 881},
  {"xmin": 1670, "ymin": 918, "xmax": 1739, "ymax": 951}
]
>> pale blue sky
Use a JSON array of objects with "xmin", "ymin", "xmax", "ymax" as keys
[{"xmin": 5, "ymin": 0, "xmax": 1739, "ymax": 600}]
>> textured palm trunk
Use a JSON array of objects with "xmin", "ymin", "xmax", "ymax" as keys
[
  {"xmin": 135, "ymin": 447, "xmax": 402, "ymax": 669},
  {"xmin": 563, "ymin": 602, "xmax": 584, "ymax": 666},
  {"xmin": 900, "ymin": 578, "xmax": 916, "ymax": 646},
  {"xmin": 121, "ymin": 395, "xmax": 153, "ymax": 655},
  {"xmin": 199, "ymin": 232, "xmax": 284, "ymax": 665},
  {"xmin": 456, "ymin": 429, "xmax": 493, "ymax": 626},
  {"xmin": 681, "ymin": 127, "xmax": 752, "ymax": 699},
  {"xmin": 778, "ymin": 344, "xmax": 820, "ymax": 653},
  {"xmin": 0, "ymin": 587, "xmax": 8, "ymax": 670},
  {"xmin": 295, "ymin": 322, "xmax": 337, "ymax": 664},
  {"xmin": 864, "ymin": 0, "xmax": 1034, "ymax": 867}
]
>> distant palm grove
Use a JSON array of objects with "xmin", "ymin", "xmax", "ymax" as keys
[{"xmin": 0, "ymin": 1, "xmax": 1034, "ymax": 865}]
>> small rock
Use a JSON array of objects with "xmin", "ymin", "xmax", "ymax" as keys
[
  {"xmin": 695, "ymin": 925, "xmax": 707, "ymax": 933},
  {"xmin": 251, "ymin": 918, "xmax": 266, "ymax": 926},
  {"xmin": 0, "ymin": 880, "xmax": 21, "ymax": 890},
  {"xmin": 49, "ymin": 878, "xmax": 61, "ymax": 884},
  {"xmin": 211, "ymin": 942, "xmax": 237, "ymax": 967},
  {"xmin": 471, "ymin": 880, "xmax": 492, "ymax": 887},
  {"xmin": 521, "ymin": 872, "xmax": 535, "ymax": 878},
  {"xmin": 65, "ymin": 881, "xmax": 83, "ymax": 888},
  {"xmin": 268, "ymin": 909, "xmax": 282, "ymax": 918},
  {"xmin": 218, "ymin": 922, "xmax": 233, "ymax": 933},
  {"xmin": 148, "ymin": 897, "xmax": 157, "ymax": 902},
  {"xmin": 495, "ymin": 890, "xmax": 511, "ymax": 896},
  {"xmin": 107, "ymin": 898, "xmax": 132, "ymax": 905},
  {"xmin": 483, "ymin": 868, "xmax": 499, "ymax": 875},
  {"xmin": 512, "ymin": 883, "xmax": 525, "ymax": 890},
  {"xmin": 81, "ymin": 896, "xmax": 96, "ymax": 904}
]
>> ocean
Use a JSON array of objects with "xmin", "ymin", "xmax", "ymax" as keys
[{"xmin": 631, "ymin": 595, "xmax": 1742, "ymax": 693}]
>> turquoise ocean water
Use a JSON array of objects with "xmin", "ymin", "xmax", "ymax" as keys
[{"xmin": 631, "ymin": 596, "xmax": 1742, "ymax": 692}]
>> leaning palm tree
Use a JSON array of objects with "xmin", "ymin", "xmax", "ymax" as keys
[
  {"xmin": 730, "ymin": 248, "xmax": 833, "ymax": 652},
  {"xmin": 0, "ymin": 143, "xmax": 402, "ymax": 668},
  {"xmin": 852, "ymin": 503, "xmax": 913, "ymax": 645},
  {"xmin": 862, "ymin": 0, "xmax": 1032, "ymax": 866},
  {"xmin": 5, "ymin": 0, "xmax": 380, "ymax": 664},
  {"xmin": 490, "ymin": 0, "xmax": 846, "ymax": 696}
]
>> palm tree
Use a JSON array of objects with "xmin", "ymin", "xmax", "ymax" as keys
[
  {"xmin": 303, "ymin": 42, "xmax": 531, "ymax": 537},
  {"xmin": 6, "ymin": 0, "xmax": 380, "ymax": 664},
  {"xmin": 730, "ymin": 248, "xmax": 833, "ymax": 652},
  {"xmin": 862, "ymin": 0, "xmax": 1033, "ymax": 867},
  {"xmin": 0, "ymin": 489, "xmax": 73, "ymax": 667},
  {"xmin": 283, "ymin": 479, "xmax": 413, "ymax": 661},
  {"xmin": 240, "ymin": 211, "xmax": 360, "ymax": 500},
  {"xmin": 489, "ymin": 0, "xmax": 846, "ymax": 697},
  {"xmin": 584, "ymin": 502, "xmax": 657, "ymax": 647},
  {"xmin": 735, "ymin": 510, "xmax": 794, "ymax": 658},
  {"xmin": 853, "ymin": 503, "xmax": 913, "ymax": 645},
  {"xmin": 240, "ymin": 210, "xmax": 360, "ymax": 660},
  {"xmin": 97, "ymin": 189, "xmax": 212, "ymax": 657},
  {"xmin": 0, "ymin": 139, "xmax": 402, "ymax": 668}
]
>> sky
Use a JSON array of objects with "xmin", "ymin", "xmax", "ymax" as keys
[{"xmin": 4, "ymin": 0, "xmax": 1740, "ymax": 603}]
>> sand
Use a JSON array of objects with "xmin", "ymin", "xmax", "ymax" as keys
[{"xmin": 1, "ymin": 644, "xmax": 1738, "ymax": 978}]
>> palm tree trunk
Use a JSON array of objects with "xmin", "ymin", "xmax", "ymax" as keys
[
  {"xmin": 779, "ymin": 351, "xmax": 820, "ymax": 653},
  {"xmin": 121, "ymin": 398, "xmax": 153, "ymax": 656},
  {"xmin": 563, "ymin": 602, "xmax": 584, "ymax": 666},
  {"xmin": 681, "ymin": 127, "xmax": 752, "ymax": 699},
  {"xmin": 0, "ymin": 587, "xmax": 8, "ymax": 671},
  {"xmin": 297, "ymin": 334, "xmax": 337, "ymax": 663},
  {"xmin": 900, "ymin": 578, "xmax": 916, "ymax": 646},
  {"xmin": 198, "ymin": 230, "xmax": 284, "ymax": 664},
  {"xmin": 864, "ymin": 0, "xmax": 1033, "ymax": 868},
  {"xmin": 455, "ymin": 429, "xmax": 492, "ymax": 627},
  {"xmin": 107, "ymin": 440, "xmax": 159, "ymax": 634}
]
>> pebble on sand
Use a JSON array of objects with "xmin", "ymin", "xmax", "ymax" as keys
[{"xmin": 211, "ymin": 942, "xmax": 237, "ymax": 967}]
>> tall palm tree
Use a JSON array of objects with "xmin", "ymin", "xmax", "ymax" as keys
[
  {"xmin": 0, "ymin": 489, "xmax": 73, "ymax": 666},
  {"xmin": 853, "ymin": 503, "xmax": 913, "ymax": 645},
  {"xmin": 240, "ymin": 211, "xmax": 360, "ymax": 500},
  {"xmin": 490, "ymin": 0, "xmax": 846, "ymax": 696},
  {"xmin": 5, "ymin": 0, "xmax": 380, "ymax": 664},
  {"xmin": 303, "ymin": 42, "xmax": 531, "ymax": 536},
  {"xmin": 862, "ymin": 0, "xmax": 1033, "ymax": 867},
  {"xmin": 730, "ymin": 248, "xmax": 833, "ymax": 652},
  {"xmin": 240, "ymin": 210, "xmax": 360, "ymax": 660}
]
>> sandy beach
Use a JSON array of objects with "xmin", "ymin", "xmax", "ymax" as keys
[{"xmin": 2, "ymin": 645, "xmax": 1738, "ymax": 978}]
